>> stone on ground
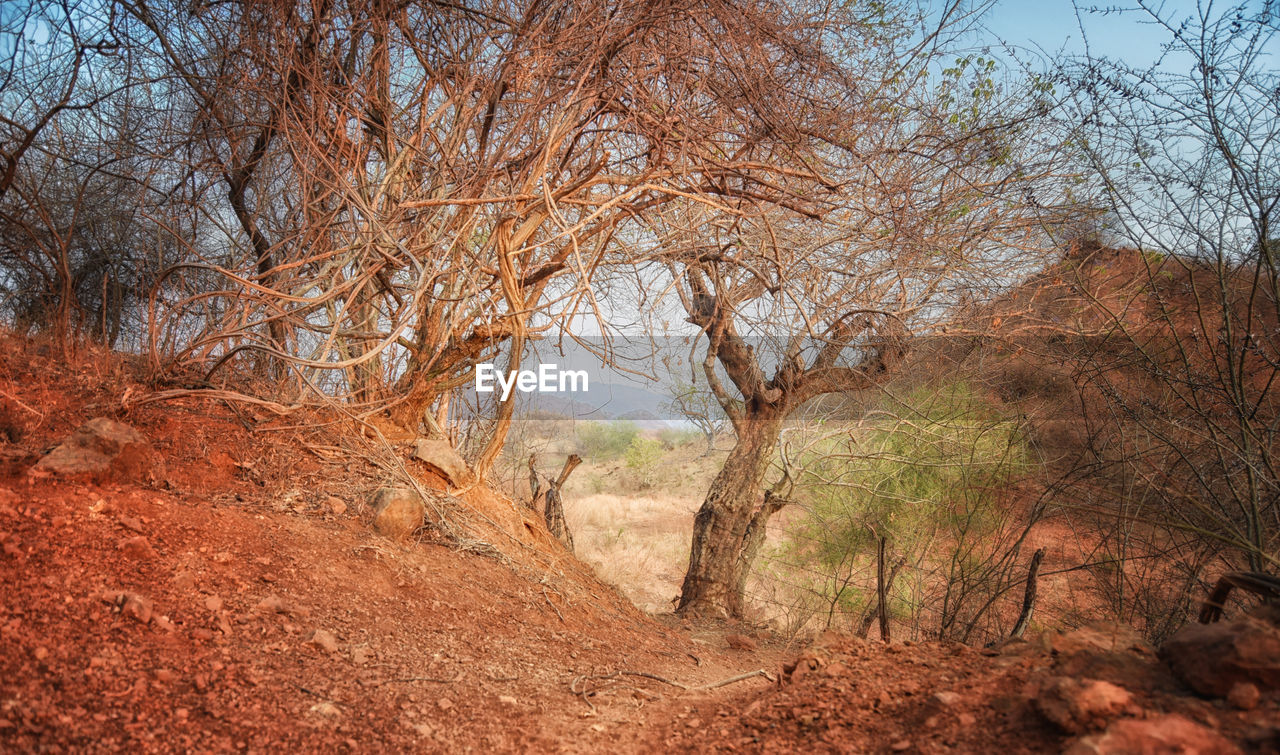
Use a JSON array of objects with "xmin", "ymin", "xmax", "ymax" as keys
[
  {"xmin": 30, "ymin": 417, "xmax": 159, "ymax": 483},
  {"xmin": 369, "ymin": 487, "xmax": 425, "ymax": 540},
  {"xmin": 411, "ymin": 440, "xmax": 475, "ymax": 487},
  {"xmin": 1063, "ymin": 714, "xmax": 1242, "ymax": 755},
  {"xmin": 1034, "ymin": 677, "xmax": 1137, "ymax": 734},
  {"xmin": 1160, "ymin": 616, "xmax": 1280, "ymax": 697}
]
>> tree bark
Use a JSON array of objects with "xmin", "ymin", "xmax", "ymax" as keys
[
  {"xmin": 543, "ymin": 454, "xmax": 581, "ymax": 552},
  {"xmin": 527, "ymin": 453, "xmax": 541, "ymax": 510},
  {"xmin": 877, "ymin": 536, "xmax": 890, "ymax": 643},
  {"xmin": 1010, "ymin": 547, "xmax": 1046, "ymax": 639},
  {"xmin": 858, "ymin": 554, "xmax": 907, "ymax": 639},
  {"xmin": 677, "ymin": 411, "xmax": 784, "ymax": 618}
]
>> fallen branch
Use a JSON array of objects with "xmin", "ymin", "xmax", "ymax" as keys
[
  {"xmin": 0, "ymin": 388, "xmax": 44, "ymax": 418},
  {"xmin": 1010, "ymin": 547, "xmax": 1046, "ymax": 639},
  {"xmin": 569, "ymin": 667, "xmax": 776, "ymax": 711},
  {"xmin": 126, "ymin": 388, "xmax": 300, "ymax": 415},
  {"xmin": 542, "ymin": 587, "xmax": 566, "ymax": 623},
  {"xmin": 695, "ymin": 669, "xmax": 775, "ymax": 690}
]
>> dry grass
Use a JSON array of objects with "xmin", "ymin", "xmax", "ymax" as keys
[{"xmin": 564, "ymin": 490, "xmax": 696, "ymax": 612}]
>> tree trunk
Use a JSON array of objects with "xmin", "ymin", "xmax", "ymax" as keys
[
  {"xmin": 543, "ymin": 454, "xmax": 582, "ymax": 551},
  {"xmin": 677, "ymin": 411, "xmax": 783, "ymax": 618},
  {"xmin": 527, "ymin": 453, "xmax": 541, "ymax": 510},
  {"xmin": 858, "ymin": 555, "xmax": 907, "ymax": 639},
  {"xmin": 1010, "ymin": 547, "xmax": 1046, "ymax": 639},
  {"xmin": 877, "ymin": 536, "xmax": 890, "ymax": 643}
]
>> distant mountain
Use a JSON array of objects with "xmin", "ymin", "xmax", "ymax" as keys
[{"xmin": 515, "ymin": 380, "xmax": 672, "ymax": 421}]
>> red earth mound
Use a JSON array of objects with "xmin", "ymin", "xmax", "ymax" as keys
[{"xmin": 1, "ymin": 335, "xmax": 1276, "ymax": 752}]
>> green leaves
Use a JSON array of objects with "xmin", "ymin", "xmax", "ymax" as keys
[{"xmin": 789, "ymin": 381, "xmax": 1028, "ymax": 570}]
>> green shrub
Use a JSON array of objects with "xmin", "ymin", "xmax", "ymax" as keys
[
  {"xmin": 576, "ymin": 421, "xmax": 639, "ymax": 460},
  {"xmin": 778, "ymin": 380, "xmax": 1031, "ymax": 638},
  {"xmin": 624, "ymin": 436, "xmax": 664, "ymax": 489}
]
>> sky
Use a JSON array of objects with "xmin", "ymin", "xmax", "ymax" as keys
[
  {"xmin": 985, "ymin": 0, "xmax": 1277, "ymax": 68},
  {"xmin": 986, "ymin": 1, "xmax": 1172, "ymax": 62}
]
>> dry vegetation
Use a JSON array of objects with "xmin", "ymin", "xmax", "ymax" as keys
[{"xmin": 1, "ymin": 0, "xmax": 1278, "ymax": 749}]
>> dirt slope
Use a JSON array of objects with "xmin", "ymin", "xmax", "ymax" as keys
[{"xmin": 0, "ymin": 335, "xmax": 1276, "ymax": 753}]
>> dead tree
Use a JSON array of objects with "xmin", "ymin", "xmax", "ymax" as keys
[
  {"xmin": 1199, "ymin": 572, "xmax": 1280, "ymax": 624},
  {"xmin": 527, "ymin": 453, "xmax": 541, "ymax": 511},
  {"xmin": 127, "ymin": 0, "xmax": 938, "ymax": 478},
  {"xmin": 1010, "ymin": 548, "xmax": 1047, "ymax": 639},
  {"xmin": 543, "ymin": 454, "xmax": 582, "ymax": 552},
  {"xmin": 660, "ymin": 1, "xmax": 1072, "ymax": 617}
]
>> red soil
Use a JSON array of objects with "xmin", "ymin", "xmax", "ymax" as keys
[{"xmin": 0, "ymin": 335, "xmax": 1274, "ymax": 752}]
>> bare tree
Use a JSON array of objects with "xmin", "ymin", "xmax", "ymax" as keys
[
  {"xmin": 0, "ymin": 0, "xmax": 169, "ymax": 350},
  {"xmin": 122, "ymin": 0, "xmax": 950, "ymax": 477},
  {"xmin": 641, "ymin": 4, "xmax": 1073, "ymax": 617},
  {"xmin": 664, "ymin": 376, "xmax": 728, "ymax": 457}
]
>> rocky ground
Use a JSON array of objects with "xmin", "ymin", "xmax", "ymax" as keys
[{"xmin": 2, "ymin": 336, "xmax": 1279, "ymax": 753}]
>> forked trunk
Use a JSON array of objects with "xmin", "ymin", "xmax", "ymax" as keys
[{"xmin": 677, "ymin": 412, "xmax": 784, "ymax": 618}]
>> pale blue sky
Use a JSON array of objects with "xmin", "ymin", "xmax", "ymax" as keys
[
  {"xmin": 987, "ymin": 1, "xmax": 1169, "ymax": 60},
  {"xmin": 984, "ymin": 0, "xmax": 1276, "ymax": 68}
]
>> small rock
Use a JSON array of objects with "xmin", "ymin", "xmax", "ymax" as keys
[
  {"xmin": 33, "ymin": 647, "xmax": 48, "ymax": 661},
  {"xmin": 191, "ymin": 628, "xmax": 214, "ymax": 641},
  {"xmin": 369, "ymin": 488, "xmax": 426, "ymax": 540},
  {"xmin": 326, "ymin": 496, "xmax": 347, "ymax": 516},
  {"xmin": 212, "ymin": 551, "xmax": 234, "ymax": 564},
  {"xmin": 726, "ymin": 634, "xmax": 758, "ymax": 651},
  {"xmin": 172, "ymin": 571, "xmax": 197, "ymax": 591},
  {"xmin": 1051, "ymin": 623, "xmax": 1150, "ymax": 656},
  {"xmin": 204, "ymin": 596, "xmax": 224, "ymax": 612},
  {"xmin": 309, "ymin": 701, "xmax": 341, "ymax": 718},
  {"xmin": 121, "ymin": 594, "xmax": 153, "ymax": 625},
  {"xmin": 351, "ymin": 647, "xmax": 372, "ymax": 665},
  {"xmin": 891, "ymin": 740, "xmax": 911, "ymax": 752},
  {"xmin": 29, "ymin": 417, "xmax": 159, "ymax": 483},
  {"xmin": 932, "ymin": 691, "xmax": 962, "ymax": 707},
  {"xmin": 1228, "ymin": 682, "xmax": 1261, "ymax": 711},
  {"xmin": 958, "ymin": 712, "xmax": 977, "ymax": 727},
  {"xmin": 153, "ymin": 615, "xmax": 175, "ymax": 632},
  {"xmin": 307, "ymin": 629, "xmax": 339, "ymax": 653},
  {"xmin": 98, "ymin": 588, "xmax": 127, "ymax": 604},
  {"xmin": 498, "ymin": 695, "xmax": 518, "ymax": 705},
  {"xmin": 1035, "ymin": 677, "xmax": 1137, "ymax": 734},
  {"xmin": 117, "ymin": 515, "xmax": 145, "ymax": 533},
  {"xmin": 155, "ymin": 668, "xmax": 177, "ymax": 683},
  {"xmin": 118, "ymin": 535, "xmax": 156, "ymax": 561},
  {"xmin": 437, "ymin": 698, "xmax": 454, "ymax": 711},
  {"xmin": 412, "ymin": 439, "xmax": 476, "ymax": 487},
  {"xmin": 255, "ymin": 595, "xmax": 289, "ymax": 614},
  {"xmin": 1064, "ymin": 714, "xmax": 1242, "ymax": 755}
]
